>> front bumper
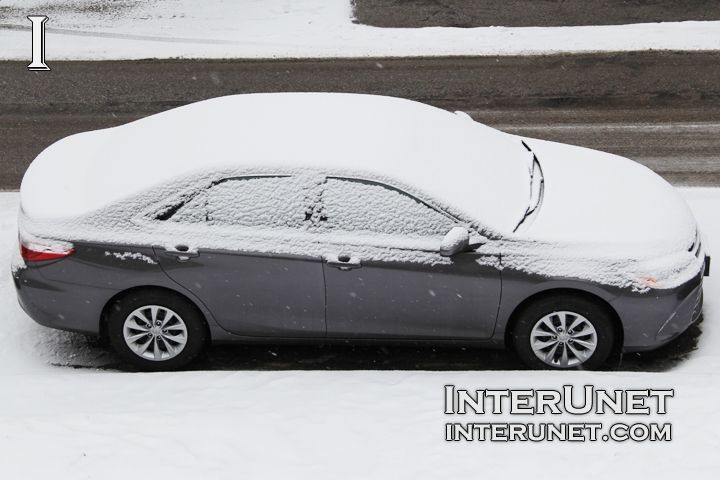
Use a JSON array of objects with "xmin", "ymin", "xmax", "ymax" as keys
[{"xmin": 614, "ymin": 269, "xmax": 704, "ymax": 353}]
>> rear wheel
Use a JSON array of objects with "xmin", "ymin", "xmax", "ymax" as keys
[
  {"xmin": 511, "ymin": 295, "xmax": 615, "ymax": 370},
  {"xmin": 107, "ymin": 290, "xmax": 207, "ymax": 371}
]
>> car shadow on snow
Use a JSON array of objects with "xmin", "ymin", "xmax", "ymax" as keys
[{"xmin": 49, "ymin": 316, "xmax": 704, "ymax": 373}]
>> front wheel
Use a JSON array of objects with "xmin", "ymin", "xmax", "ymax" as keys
[
  {"xmin": 510, "ymin": 295, "xmax": 615, "ymax": 370},
  {"xmin": 107, "ymin": 290, "xmax": 207, "ymax": 371}
]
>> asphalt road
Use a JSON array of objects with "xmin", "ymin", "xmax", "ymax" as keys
[
  {"xmin": 470, "ymin": 109, "xmax": 720, "ymax": 186},
  {"xmin": 354, "ymin": 0, "xmax": 720, "ymax": 28},
  {"xmin": 3, "ymin": 53, "xmax": 720, "ymax": 189},
  {"xmin": 5, "ymin": 108, "xmax": 720, "ymax": 188}
]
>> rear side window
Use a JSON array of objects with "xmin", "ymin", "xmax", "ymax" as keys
[
  {"xmin": 318, "ymin": 178, "xmax": 454, "ymax": 237},
  {"xmin": 158, "ymin": 176, "xmax": 307, "ymax": 229}
]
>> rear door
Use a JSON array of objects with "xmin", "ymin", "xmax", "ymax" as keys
[
  {"xmin": 314, "ymin": 177, "xmax": 502, "ymax": 339},
  {"xmin": 152, "ymin": 175, "xmax": 327, "ymax": 337}
]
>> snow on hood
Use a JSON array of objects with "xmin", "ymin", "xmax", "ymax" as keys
[
  {"xmin": 496, "ymin": 137, "xmax": 703, "ymax": 290},
  {"xmin": 522, "ymin": 138, "xmax": 697, "ymax": 249},
  {"xmin": 20, "ymin": 93, "xmax": 532, "ymax": 233}
]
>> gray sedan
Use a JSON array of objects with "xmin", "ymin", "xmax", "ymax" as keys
[{"xmin": 12, "ymin": 93, "xmax": 709, "ymax": 370}]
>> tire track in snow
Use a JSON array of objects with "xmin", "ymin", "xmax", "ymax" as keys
[{"xmin": 0, "ymin": 23, "xmax": 273, "ymax": 45}]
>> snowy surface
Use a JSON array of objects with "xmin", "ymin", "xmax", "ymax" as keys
[
  {"xmin": 21, "ymin": 93, "xmax": 532, "ymax": 232},
  {"xmin": 524, "ymin": 138, "xmax": 697, "ymax": 246},
  {"xmin": 1, "ymin": 188, "xmax": 720, "ymax": 477},
  {"xmin": 2, "ymin": 0, "xmax": 720, "ymax": 60}
]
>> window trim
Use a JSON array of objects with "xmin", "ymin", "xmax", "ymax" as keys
[{"xmin": 326, "ymin": 176, "xmax": 461, "ymax": 224}]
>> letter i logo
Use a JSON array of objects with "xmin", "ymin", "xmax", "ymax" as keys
[{"xmin": 27, "ymin": 15, "xmax": 50, "ymax": 71}]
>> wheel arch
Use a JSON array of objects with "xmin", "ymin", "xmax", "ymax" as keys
[
  {"xmin": 503, "ymin": 288, "xmax": 624, "ymax": 356},
  {"xmin": 99, "ymin": 285, "xmax": 212, "ymax": 345}
]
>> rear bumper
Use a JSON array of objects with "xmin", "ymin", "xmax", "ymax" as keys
[{"xmin": 13, "ymin": 265, "xmax": 116, "ymax": 335}]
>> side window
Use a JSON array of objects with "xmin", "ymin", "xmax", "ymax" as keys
[
  {"xmin": 157, "ymin": 176, "xmax": 307, "ymax": 229},
  {"xmin": 319, "ymin": 178, "xmax": 455, "ymax": 237}
]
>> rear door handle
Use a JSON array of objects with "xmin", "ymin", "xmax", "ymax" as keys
[
  {"xmin": 165, "ymin": 246, "xmax": 199, "ymax": 262},
  {"xmin": 327, "ymin": 255, "xmax": 362, "ymax": 271}
]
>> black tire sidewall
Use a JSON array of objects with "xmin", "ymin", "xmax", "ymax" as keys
[
  {"xmin": 107, "ymin": 290, "xmax": 207, "ymax": 371},
  {"xmin": 511, "ymin": 295, "xmax": 615, "ymax": 370}
]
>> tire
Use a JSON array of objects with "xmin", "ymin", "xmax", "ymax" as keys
[
  {"xmin": 510, "ymin": 294, "xmax": 615, "ymax": 370},
  {"xmin": 107, "ymin": 290, "xmax": 207, "ymax": 371}
]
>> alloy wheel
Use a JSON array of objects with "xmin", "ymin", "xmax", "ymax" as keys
[
  {"xmin": 122, "ymin": 305, "xmax": 189, "ymax": 361},
  {"xmin": 530, "ymin": 311, "xmax": 598, "ymax": 368}
]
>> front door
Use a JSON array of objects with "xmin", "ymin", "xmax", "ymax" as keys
[{"xmin": 314, "ymin": 177, "xmax": 502, "ymax": 339}]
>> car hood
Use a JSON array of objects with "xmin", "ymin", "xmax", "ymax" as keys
[
  {"xmin": 519, "ymin": 137, "xmax": 697, "ymax": 253},
  {"xmin": 483, "ymin": 137, "xmax": 705, "ymax": 291}
]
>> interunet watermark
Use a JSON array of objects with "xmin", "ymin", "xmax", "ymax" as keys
[{"xmin": 444, "ymin": 385, "xmax": 673, "ymax": 442}]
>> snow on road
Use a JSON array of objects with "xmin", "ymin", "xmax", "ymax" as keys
[
  {"xmin": 1, "ymin": 0, "xmax": 720, "ymax": 60},
  {"xmin": 0, "ymin": 188, "xmax": 719, "ymax": 477}
]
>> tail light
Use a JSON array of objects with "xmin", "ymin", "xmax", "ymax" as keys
[{"xmin": 19, "ymin": 234, "xmax": 74, "ymax": 261}]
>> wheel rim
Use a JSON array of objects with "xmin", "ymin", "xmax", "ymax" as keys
[
  {"xmin": 123, "ymin": 305, "xmax": 188, "ymax": 361},
  {"xmin": 530, "ymin": 311, "xmax": 598, "ymax": 368}
]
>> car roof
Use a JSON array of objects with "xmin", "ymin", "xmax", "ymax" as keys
[{"xmin": 21, "ymin": 93, "xmax": 532, "ymax": 233}]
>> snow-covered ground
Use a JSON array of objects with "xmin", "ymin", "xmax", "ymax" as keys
[
  {"xmin": 0, "ymin": 187, "xmax": 719, "ymax": 477},
  {"xmin": 1, "ymin": 0, "xmax": 720, "ymax": 60}
]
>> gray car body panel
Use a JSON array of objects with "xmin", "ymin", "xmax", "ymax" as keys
[
  {"xmin": 14, "ymin": 243, "xmax": 220, "ymax": 335},
  {"xmin": 154, "ymin": 247, "xmax": 327, "ymax": 337},
  {"xmin": 323, "ymin": 251, "xmax": 501, "ymax": 340},
  {"xmin": 611, "ymin": 269, "xmax": 703, "ymax": 351},
  {"xmin": 15, "ymin": 264, "xmax": 112, "ymax": 335},
  {"xmin": 492, "ymin": 268, "xmax": 622, "ymax": 341},
  {"xmin": 13, "ymin": 240, "xmax": 704, "ymax": 354}
]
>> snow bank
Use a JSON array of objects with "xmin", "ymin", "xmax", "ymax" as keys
[
  {"xmin": 0, "ymin": 190, "xmax": 720, "ymax": 478},
  {"xmin": 2, "ymin": 0, "xmax": 720, "ymax": 60}
]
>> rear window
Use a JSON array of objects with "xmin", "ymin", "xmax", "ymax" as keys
[{"xmin": 156, "ymin": 176, "xmax": 307, "ymax": 229}]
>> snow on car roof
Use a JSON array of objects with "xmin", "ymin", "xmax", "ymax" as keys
[{"xmin": 20, "ymin": 93, "xmax": 532, "ymax": 232}]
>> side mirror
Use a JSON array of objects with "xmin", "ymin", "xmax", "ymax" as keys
[{"xmin": 440, "ymin": 227, "xmax": 470, "ymax": 257}]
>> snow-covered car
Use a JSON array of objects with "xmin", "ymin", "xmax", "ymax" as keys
[{"xmin": 12, "ymin": 93, "xmax": 709, "ymax": 371}]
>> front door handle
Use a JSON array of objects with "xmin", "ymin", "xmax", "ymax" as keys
[
  {"xmin": 327, "ymin": 255, "xmax": 362, "ymax": 271},
  {"xmin": 165, "ymin": 245, "xmax": 199, "ymax": 262}
]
